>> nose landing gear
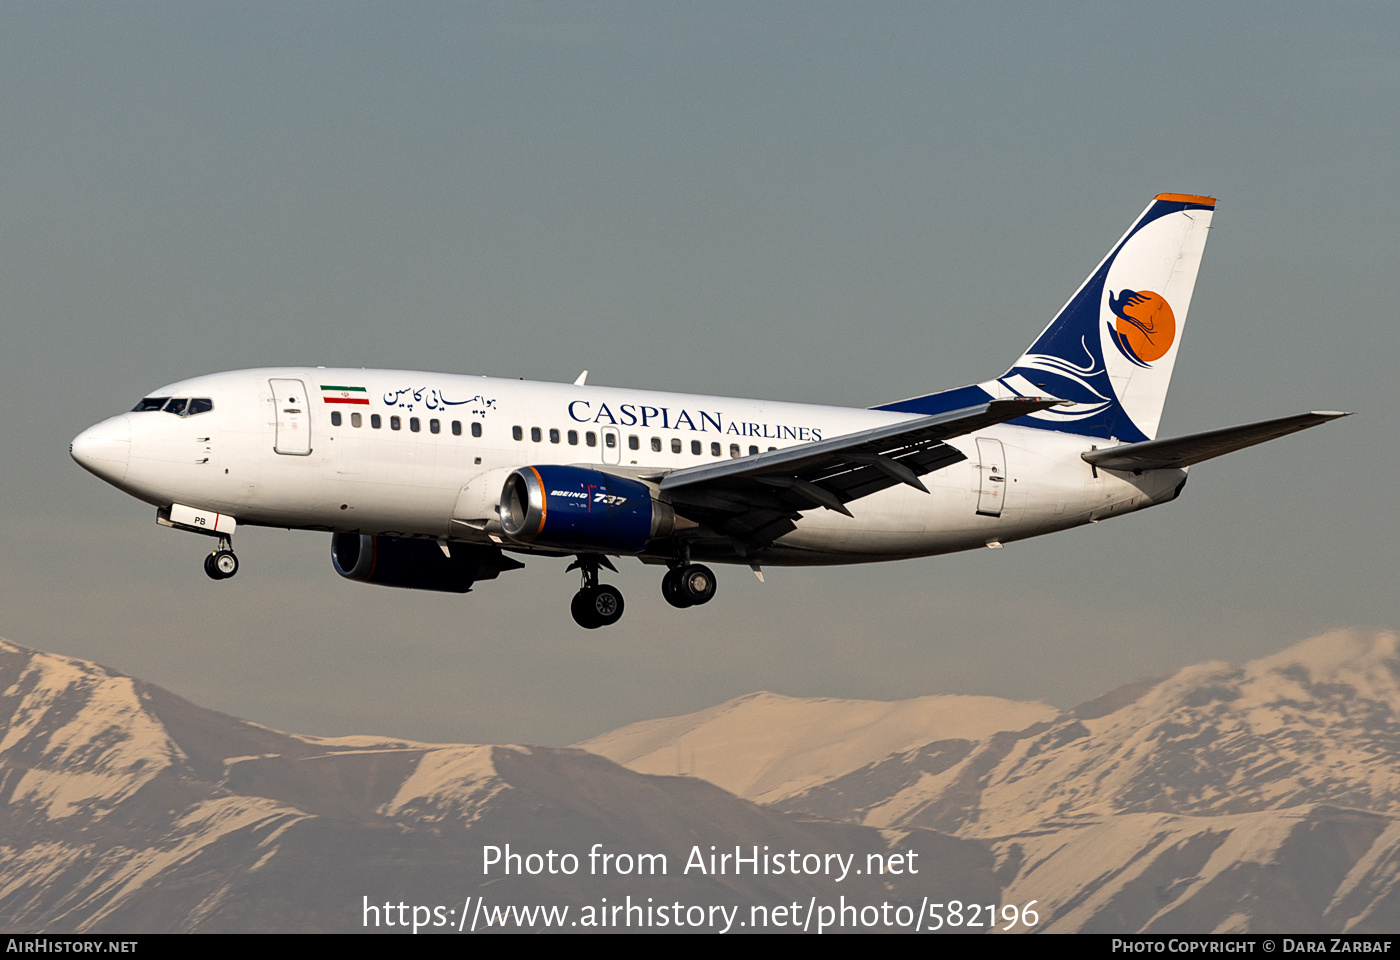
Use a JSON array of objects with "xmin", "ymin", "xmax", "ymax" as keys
[
  {"xmin": 567, "ymin": 555, "xmax": 624, "ymax": 629},
  {"xmin": 203, "ymin": 536, "xmax": 239, "ymax": 580}
]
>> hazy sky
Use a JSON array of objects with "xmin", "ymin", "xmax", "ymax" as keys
[{"xmin": 1, "ymin": 2, "xmax": 1396, "ymax": 745}]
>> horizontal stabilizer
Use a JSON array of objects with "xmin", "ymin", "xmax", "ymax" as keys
[{"xmin": 1082, "ymin": 411, "xmax": 1350, "ymax": 472}]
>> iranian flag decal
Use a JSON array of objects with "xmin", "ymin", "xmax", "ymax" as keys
[{"xmin": 320, "ymin": 385, "xmax": 370, "ymax": 405}]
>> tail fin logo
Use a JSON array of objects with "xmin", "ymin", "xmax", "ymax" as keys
[
  {"xmin": 875, "ymin": 194, "xmax": 1214, "ymax": 443},
  {"xmin": 1108, "ymin": 289, "xmax": 1175, "ymax": 367}
]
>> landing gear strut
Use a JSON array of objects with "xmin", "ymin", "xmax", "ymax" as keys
[
  {"xmin": 567, "ymin": 555, "xmax": 624, "ymax": 629},
  {"xmin": 203, "ymin": 536, "xmax": 239, "ymax": 581}
]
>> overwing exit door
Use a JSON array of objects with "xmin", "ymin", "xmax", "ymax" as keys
[{"xmin": 601, "ymin": 426, "xmax": 621, "ymax": 464}]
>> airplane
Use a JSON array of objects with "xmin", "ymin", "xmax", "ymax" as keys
[{"xmin": 71, "ymin": 193, "xmax": 1348, "ymax": 628}]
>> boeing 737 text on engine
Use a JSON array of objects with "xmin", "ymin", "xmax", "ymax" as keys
[{"xmin": 71, "ymin": 194, "xmax": 1348, "ymax": 628}]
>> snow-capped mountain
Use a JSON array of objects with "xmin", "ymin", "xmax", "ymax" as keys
[
  {"xmin": 575, "ymin": 691, "xmax": 1057, "ymax": 805},
  {"xmin": 4, "ymin": 629, "xmax": 1398, "ymax": 932},
  {"xmin": 0, "ymin": 639, "xmax": 984, "ymax": 933},
  {"xmin": 584, "ymin": 629, "xmax": 1400, "ymax": 932}
]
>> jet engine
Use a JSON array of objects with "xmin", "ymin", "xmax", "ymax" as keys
[
  {"xmin": 499, "ymin": 465, "xmax": 674, "ymax": 552},
  {"xmin": 331, "ymin": 533, "xmax": 523, "ymax": 593}
]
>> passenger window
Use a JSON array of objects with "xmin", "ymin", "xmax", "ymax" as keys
[
  {"xmin": 410, "ymin": 417, "xmax": 421, "ymax": 433},
  {"xmin": 749, "ymin": 445, "xmax": 758, "ymax": 456},
  {"xmin": 691, "ymin": 440, "xmax": 702, "ymax": 455},
  {"xmin": 430, "ymin": 419, "xmax": 440, "ymax": 434},
  {"xmin": 351, "ymin": 412, "xmax": 362, "ymax": 428},
  {"xmin": 651, "ymin": 437, "xmax": 662, "ymax": 452},
  {"xmin": 605, "ymin": 433, "xmax": 617, "ymax": 448},
  {"xmin": 549, "ymin": 428, "xmax": 560, "ymax": 443},
  {"xmin": 132, "ymin": 397, "xmax": 169, "ymax": 412},
  {"xmin": 188, "ymin": 398, "xmax": 214, "ymax": 415},
  {"xmin": 711, "ymin": 442, "xmax": 721, "ymax": 457},
  {"xmin": 628, "ymin": 435, "xmax": 639, "ymax": 451},
  {"xmin": 671, "ymin": 438, "xmax": 681, "ymax": 454},
  {"xmin": 768, "ymin": 446, "xmax": 777, "ymax": 452},
  {"xmin": 568, "ymin": 430, "xmax": 579, "ymax": 445},
  {"xmin": 586, "ymin": 431, "xmax": 597, "ymax": 447},
  {"xmin": 531, "ymin": 427, "xmax": 542, "ymax": 442},
  {"xmin": 331, "ymin": 411, "xmax": 342, "ymax": 427},
  {"xmin": 470, "ymin": 422, "xmax": 481, "ymax": 438},
  {"xmin": 391, "ymin": 416, "xmax": 402, "ymax": 431},
  {"xmin": 513, "ymin": 426, "xmax": 523, "ymax": 441},
  {"xmin": 730, "ymin": 443, "xmax": 740, "ymax": 458},
  {"xmin": 371, "ymin": 414, "xmax": 382, "ymax": 429}
]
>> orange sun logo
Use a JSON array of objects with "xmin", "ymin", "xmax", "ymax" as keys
[{"xmin": 1108, "ymin": 289, "xmax": 1175, "ymax": 365}]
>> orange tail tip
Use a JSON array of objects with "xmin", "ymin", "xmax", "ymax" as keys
[{"xmin": 1155, "ymin": 193, "xmax": 1216, "ymax": 206}]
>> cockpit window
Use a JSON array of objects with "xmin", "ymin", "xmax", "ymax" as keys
[{"xmin": 131, "ymin": 397, "xmax": 213, "ymax": 416}]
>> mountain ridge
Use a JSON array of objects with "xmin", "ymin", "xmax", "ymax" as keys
[{"xmin": 3, "ymin": 630, "xmax": 1398, "ymax": 932}]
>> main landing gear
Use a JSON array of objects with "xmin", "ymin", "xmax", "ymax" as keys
[
  {"xmin": 565, "ymin": 553, "xmax": 719, "ymax": 628},
  {"xmin": 661, "ymin": 563, "xmax": 717, "ymax": 609},
  {"xmin": 568, "ymin": 555, "xmax": 624, "ymax": 629},
  {"xmin": 203, "ymin": 536, "xmax": 239, "ymax": 581}
]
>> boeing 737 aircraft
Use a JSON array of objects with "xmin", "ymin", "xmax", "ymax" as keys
[{"xmin": 71, "ymin": 194, "xmax": 1346, "ymax": 627}]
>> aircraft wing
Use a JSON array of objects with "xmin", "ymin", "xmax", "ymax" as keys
[
  {"xmin": 1082, "ymin": 411, "xmax": 1351, "ymax": 472},
  {"xmin": 656, "ymin": 398, "xmax": 1059, "ymax": 550}
]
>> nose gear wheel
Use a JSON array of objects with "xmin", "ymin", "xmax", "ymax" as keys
[{"xmin": 204, "ymin": 537, "xmax": 239, "ymax": 580}]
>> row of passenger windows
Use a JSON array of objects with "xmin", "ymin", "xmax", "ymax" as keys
[
  {"xmin": 329, "ymin": 410, "xmax": 483, "ymax": 437},
  {"xmin": 511, "ymin": 425, "xmax": 773, "ymax": 459},
  {"xmin": 328, "ymin": 411, "xmax": 772, "ymax": 460}
]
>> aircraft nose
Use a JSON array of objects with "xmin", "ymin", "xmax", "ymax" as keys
[{"xmin": 70, "ymin": 415, "xmax": 132, "ymax": 482}]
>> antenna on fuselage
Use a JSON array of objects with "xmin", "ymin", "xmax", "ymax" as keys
[{"xmin": 574, "ymin": 370, "xmax": 588, "ymax": 386}]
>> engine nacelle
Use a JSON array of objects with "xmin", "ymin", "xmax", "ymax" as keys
[
  {"xmin": 331, "ymin": 533, "xmax": 523, "ymax": 593},
  {"xmin": 499, "ymin": 465, "xmax": 674, "ymax": 552}
]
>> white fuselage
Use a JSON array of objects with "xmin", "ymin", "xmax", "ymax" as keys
[{"xmin": 73, "ymin": 366, "xmax": 1185, "ymax": 566}]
